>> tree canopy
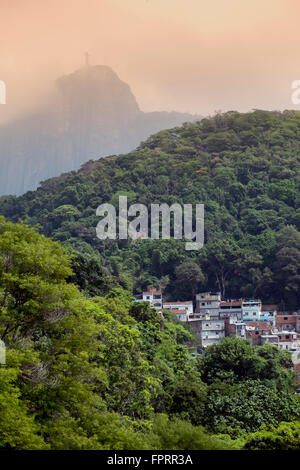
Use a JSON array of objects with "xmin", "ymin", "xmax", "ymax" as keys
[{"xmin": 3, "ymin": 110, "xmax": 300, "ymax": 307}]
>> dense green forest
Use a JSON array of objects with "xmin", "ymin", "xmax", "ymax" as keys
[
  {"xmin": 0, "ymin": 218, "xmax": 300, "ymax": 450},
  {"xmin": 2, "ymin": 111, "xmax": 300, "ymax": 449},
  {"xmin": 2, "ymin": 110, "xmax": 300, "ymax": 308}
]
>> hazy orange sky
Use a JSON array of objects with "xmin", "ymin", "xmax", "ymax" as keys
[{"xmin": 1, "ymin": 0, "xmax": 300, "ymax": 122}]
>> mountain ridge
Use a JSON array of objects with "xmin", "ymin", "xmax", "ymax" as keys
[
  {"xmin": 2, "ymin": 109, "xmax": 300, "ymax": 308},
  {"xmin": 0, "ymin": 64, "xmax": 202, "ymax": 196}
]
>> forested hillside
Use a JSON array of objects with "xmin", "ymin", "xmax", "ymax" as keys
[
  {"xmin": 2, "ymin": 110, "xmax": 300, "ymax": 308},
  {"xmin": 0, "ymin": 218, "xmax": 299, "ymax": 450}
]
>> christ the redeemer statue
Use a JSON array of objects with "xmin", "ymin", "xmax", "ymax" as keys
[{"xmin": 85, "ymin": 52, "xmax": 90, "ymax": 67}]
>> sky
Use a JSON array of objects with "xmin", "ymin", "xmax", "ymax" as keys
[{"xmin": 0, "ymin": 0, "xmax": 300, "ymax": 122}]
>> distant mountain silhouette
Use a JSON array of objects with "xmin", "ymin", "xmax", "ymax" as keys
[{"xmin": 0, "ymin": 65, "xmax": 202, "ymax": 195}]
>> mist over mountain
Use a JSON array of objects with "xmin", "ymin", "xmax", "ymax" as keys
[{"xmin": 0, "ymin": 64, "xmax": 201, "ymax": 196}]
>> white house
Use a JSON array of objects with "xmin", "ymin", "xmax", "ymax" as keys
[
  {"xmin": 219, "ymin": 300, "xmax": 243, "ymax": 320},
  {"xmin": 188, "ymin": 315, "xmax": 225, "ymax": 348},
  {"xmin": 196, "ymin": 292, "xmax": 221, "ymax": 318},
  {"xmin": 142, "ymin": 287, "xmax": 163, "ymax": 309},
  {"xmin": 163, "ymin": 301, "xmax": 193, "ymax": 314},
  {"xmin": 277, "ymin": 331, "xmax": 300, "ymax": 351},
  {"xmin": 166, "ymin": 309, "xmax": 189, "ymax": 322},
  {"xmin": 242, "ymin": 300, "xmax": 262, "ymax": 321}
]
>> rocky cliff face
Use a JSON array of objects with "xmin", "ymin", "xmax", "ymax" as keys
[{"xmin": 0, "ymin": 65, "xmax": 201, "ymax": 196}]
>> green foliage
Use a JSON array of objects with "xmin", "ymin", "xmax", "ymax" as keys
[
  {"xmin": 148, "ymin": 414, "xmax": 236, "ymax": 450},
  {"xmin": 3, "ymin": 110, "xmax": 300, "ymax": 449},
  {"xmin": 202, "ymin": 380, "xmax": 300, "ymax": 434},
  {"xmin": 0, "ymin": 351, "xmax": 48, "ymax": 449},
  {"xmin": 0, "ymin": 219, "xmax": 238, "ymax": 450},
  {"xmin": 4, "ymin": 110, "xmax": 300, "ymax": 307},
  {"xmin": 0, "ymin": 220, "xmax": 158, "ymax": 448},
  {"xmin": 195, "ymin": 338, "xmax": 300, "ymax": 435},
  {"xmin": 244, "ymin": 421, "xmax": 300, "ymax": 450},
  {"xmin": 197, "ymin": 337, "xmax": 294, "ymax": 389},
  {"xmin": 175, "ymin": 262, "xmax": 205, "ymax": 298},
  {"xmin": 268, "ymin": 180, "xmax": 296, "ymax": 205}
]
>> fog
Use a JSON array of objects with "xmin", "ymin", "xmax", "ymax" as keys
[{"xmin": 0, "ymin": 0, "xmax": 300, "ymax": 123}]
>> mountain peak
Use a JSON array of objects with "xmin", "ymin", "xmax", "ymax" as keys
[
  {"xmin": 62, "ymin": 64, "xmax": 122, "ymax": 82},
  {"xmin": 0, "ymin": 64, "xmax": 201, "ymax": 196},
  {"xmin": 56, "ymin": 64, "xmax": 140, "ymax": 117}
]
